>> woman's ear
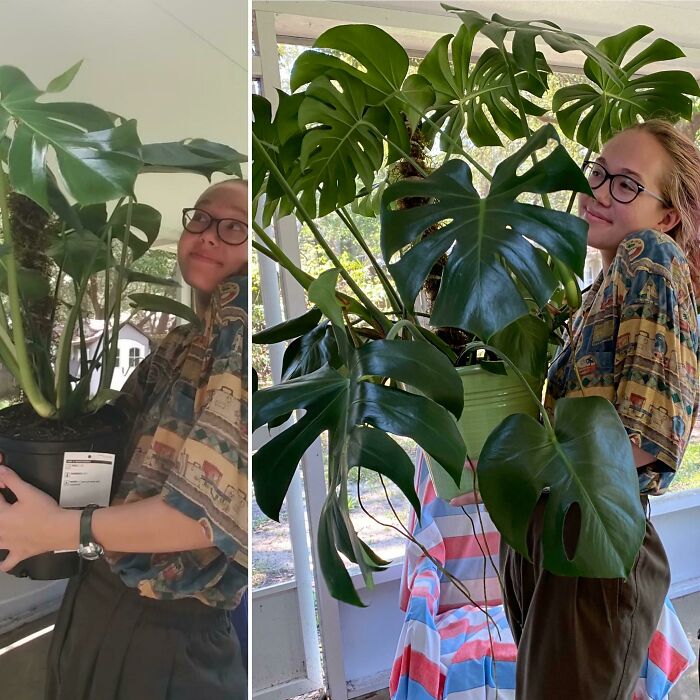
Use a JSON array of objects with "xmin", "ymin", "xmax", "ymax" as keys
[{"xmin": 658, "ymin": 206, "xmax": 681, "ymax": 233}]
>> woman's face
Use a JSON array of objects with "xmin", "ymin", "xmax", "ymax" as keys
[
  {"xmin": 578, "ymin": 130, "xmax": 679, "ymax": 259},
  {"xmin": 177, "ymin": 181, "xmax": 248, "ymax": 294}
]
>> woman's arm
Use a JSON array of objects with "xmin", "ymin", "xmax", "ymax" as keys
[{"xmin": 0, "ymin": 465, "xmax": 211, "ymax": 573}]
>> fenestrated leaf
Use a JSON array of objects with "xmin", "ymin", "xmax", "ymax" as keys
[
  {"xmin": 140, "ymin": 139, "xmax": 245, "ymax": 178},
  {"xmin": 0, "ymin": 65, "xmax": 143, "ymax": 210},
  {"xmin": 290, "ymin": 24, "xmax": 417, "ymax": 159},
  {"xmin": 552, "ymin": 25, "xmax": 700, "ymax": 150},
  {"xmin": 380, "ymin": 125, "xmax": 591, "ymax": 340},
  {"xmin": 477, "ymin": 396, "xmax": 646, "ymax": 578},
  {"xmin": 252, "ymin": 92, "xmax": 305, "ymax": 224},
  {"xmin": 127, "ymin": 293, "xmax": 199, "ymax": 326},
  {"xmin": 445, "ymin": 7, "xmax": 623, "ymax": 88},
  {"xmin": 253, "ymin": 336, "xmax": 467, "ymax": 605},
  {"xmin": 109, "ymin": 202, "xmax": 161, "ymax": 261},
  {"xmin": 253, "ymin": 307, "xmax": 323, "ymax": 344},
  {"xmin": 347, "ymin": 426, "xmax": 421, "ymax": 518},
  {"xmin": 253, "ymin": 365, "xmax": 349, "ymax": 519},
  {"xmin": 295, "ymin": 74, "xmax": 387, "ymax": 218},
  {"xmin": 418, "ymin": 25, "xmax": 549, "ymax": 150}
]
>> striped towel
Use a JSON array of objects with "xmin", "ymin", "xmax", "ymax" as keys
[{"xmin": 391, "ymin": 451, "xmax": 695, "ymax": 700}]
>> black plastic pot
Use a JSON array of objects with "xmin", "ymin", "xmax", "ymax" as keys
[{"xmin": 0, "ymin": 403, "xmax": 130, "ymax": 580}]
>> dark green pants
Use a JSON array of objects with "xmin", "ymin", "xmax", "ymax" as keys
[
  {"xmin": 499, "ymin": 497, "xmax": 670, "ymax": 699},
  {"xmin": 45, "ymin": 559, "xmax": 246, "ymax": 700}
]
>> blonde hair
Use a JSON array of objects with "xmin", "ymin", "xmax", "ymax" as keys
[{"xmin": 624, "ymin": 120, "xmax": 700, "ymax": 296}]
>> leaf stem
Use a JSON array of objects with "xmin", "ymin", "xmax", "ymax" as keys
[
  {"xmin": 0, "ymin": 167, "xmax": 55, "ymax": 417},
  {"xmin": 336, "ymin": 206, "xmax": 403, "ymax": 313}
]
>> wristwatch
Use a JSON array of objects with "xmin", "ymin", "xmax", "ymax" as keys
[{"xmin": 77, "ymin": 504, "xmax": 105, "ymax": 560}]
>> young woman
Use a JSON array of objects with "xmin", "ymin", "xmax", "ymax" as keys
[
  {"xmin": 499, "ymin": 121, "xmax": 700, "ymax": 698},
  {"xmin": 0, "ymin": 179, "xmax": 248, "ymax": 700}
]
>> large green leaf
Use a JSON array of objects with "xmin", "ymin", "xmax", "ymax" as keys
[
  {"xmin": 477, "ymin": 396, "xmax": 646, "ymax": 578},
  {"xmin": 380, "ymin": 125, "xmax": 591, "ymax": 340},
  {"xmin": 418, "ymin": 25, "xmax": 549, "ymax": 150},
  {"xmin": 253, "ymin": 339, "xmax": 465, "ymax": 604},
  {"xmin": 140, "ymin": 139, "xmax": 245, "ymax": 178},
  {"xmin": 294, "ymin": 74, "xmax": 387, "ymax": 218},
  {"xmin": 552, "ymin": 26, "xmax": 700, "ymax": 150},
  {"xmin": 0, "ymin": 65, "xmax": 142, "ymax": 211},
  {"xmin": 290, "ymin": 24, "xmax": 431, "ymax": 160},
  {"xmin": 252, "ymin": 92, "xmax": 306, "ymax": 225},
  {"xmin": 446, "ymin": 8, "xmax": 623, "ymax": 88}
]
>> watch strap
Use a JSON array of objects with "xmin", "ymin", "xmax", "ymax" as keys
[{"xmin": 80, "ymin": 504, "xmax": 101, "ymax": 549}]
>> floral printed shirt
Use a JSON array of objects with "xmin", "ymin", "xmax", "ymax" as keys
[
  {"xmin": 546, "ymin": 230, "xmax": 699, "ymax": 495},
  {"xmin": 107, "ymin": 276, "xmax": 248, "ymax": 608}
]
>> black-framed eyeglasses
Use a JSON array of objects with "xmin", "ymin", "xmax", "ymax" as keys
[
  {"xmin": 182, "ymin": 208, "xmax": 248, "ymax": 246},
  {"xmin": 581, "ymin": 161, "xmax": 669, "ymax": 206}
]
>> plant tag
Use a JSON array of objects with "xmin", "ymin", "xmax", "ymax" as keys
[{"xmin": 59, "ymin": 452, "xmax": 115, "ymax": 508}]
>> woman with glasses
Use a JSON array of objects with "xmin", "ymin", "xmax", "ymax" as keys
[
  {"xmin": 498, "ymin": 121, "xmax": 700, "ymax": 699},
  {"xmin": 0, "ymin": 179, "xmax": 248, "ymax": 700}
]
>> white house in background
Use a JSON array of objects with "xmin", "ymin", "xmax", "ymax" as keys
[{"xmin": 69, "ymin": 317, "xmax": 151, "ymax": 395}]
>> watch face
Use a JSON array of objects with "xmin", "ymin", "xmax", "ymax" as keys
[{"xmin": 78, "ymin": 543, "xmax": 104, "ymax": 561}]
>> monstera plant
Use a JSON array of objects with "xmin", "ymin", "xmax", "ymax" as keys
[
  {"xmin": 0, "ymin": 61, "xmax": 244, "ymax": 579},
  {"xmin": 252, "ymin": 6, "xmax": 700, "ymax": 604}
]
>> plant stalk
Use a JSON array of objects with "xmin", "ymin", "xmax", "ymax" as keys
[
  {"xmin": 336, "ymin": 206, "xmax": 403, "ymax": 313},
  {"xmin": 0, "ymin": 168, "xmax": 55, "ymax": 417}
]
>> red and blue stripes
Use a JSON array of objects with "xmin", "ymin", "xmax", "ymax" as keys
[{"xmin": 392, "ymin": 451, "xmax": 695, "ymax": 700}]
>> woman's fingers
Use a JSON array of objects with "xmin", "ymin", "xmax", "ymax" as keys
[
  {"xmin": 449, "ymin": 490, "xmax": 483, "ymax": 507},
  {"xmin": 0, "ymin": 550, "xmax": 21, "ymax": 573}
]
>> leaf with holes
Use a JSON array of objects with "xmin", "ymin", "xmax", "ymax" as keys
[
  {"xmin": 552, "ymin": 25, "xmax": 700, "ymax": 150},
  {"xmin": 418, "ymin": 25, "xmax": 549, "ymax": 150},
  {"xmin": 380, "ymin": 125, "xmax": 591, "ymax": 340},
  {"xmin": 477, "ymin": 396, "xmax": 645, "ymax": 578},
  {"xmin": 0, "ymin": 65, "xmax": 142, "ymax": 211}
]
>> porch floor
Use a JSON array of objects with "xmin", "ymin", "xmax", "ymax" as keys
[{"xmin": 1, "ymin": 594, "xmax": 697, "ymax": 699}]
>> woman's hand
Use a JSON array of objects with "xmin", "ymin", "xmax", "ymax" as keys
[
  {"xmin": 449, "ymin": 490, "xmax": 483, "ymax": 507},
  {"xmin": 0, "ymin": 461, "xmax": 78, "ymax": 572}
]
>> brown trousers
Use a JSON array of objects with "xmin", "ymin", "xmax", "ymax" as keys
[{"xmin": 499, "ymin": 497, "xmax": 670, "ymax": 699}]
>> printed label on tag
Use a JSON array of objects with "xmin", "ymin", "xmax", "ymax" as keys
[{"xmin": 59, "ymin": 452, "xmax": 115, "ymax": 508}]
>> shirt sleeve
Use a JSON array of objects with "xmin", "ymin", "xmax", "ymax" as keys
[
  {"xmin": 159, "ymin": 290, "xmax": 248, "ymax": 566},
  {"xmin": 613, "ymin": 266, "xmax": 698, "ymax": 493}
]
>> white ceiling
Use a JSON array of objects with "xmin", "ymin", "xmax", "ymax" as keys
[
  {"xmin": 0, "ymin": 0, "xmax": 248, "ymax": 247},
  {"xmin": 257, "ymin": 0, "xmax": 700, "ymax": 75}
]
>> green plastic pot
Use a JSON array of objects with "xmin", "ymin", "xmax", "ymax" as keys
[{"xmin": 426, "ymin": 364, "xmax": 541, "ymax": 500}]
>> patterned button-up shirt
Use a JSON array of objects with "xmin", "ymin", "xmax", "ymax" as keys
[
  {"xmin": 107, "ymin": 276, "xmax": 248, "ymax": 608},
  {"xmin": 546, "ymin": 229, "xmax": 699, "ymax": 495}
]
